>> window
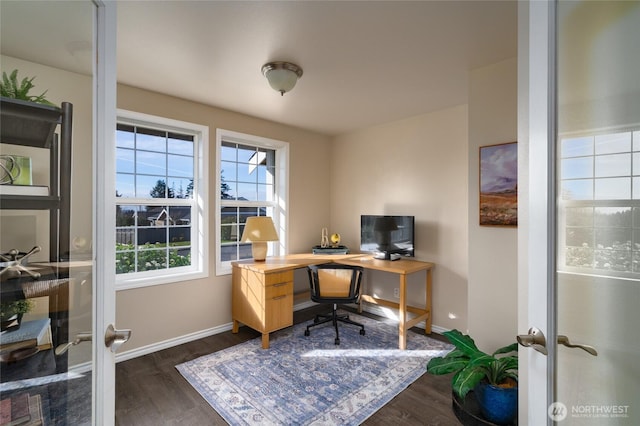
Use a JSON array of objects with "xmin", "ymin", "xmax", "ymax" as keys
[
  {"xmin": 216, "ymin": 129, "xmax": 288, "ymax": 275},
  {"xmin": 115, "ymin": 110, "xmax": 208, "ymax": 289},
  {"xmin": 559, "ymin": 129, "xmax": 640, "ymax": 277}
]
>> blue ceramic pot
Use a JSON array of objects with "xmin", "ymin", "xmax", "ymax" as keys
[{"xmin": 475, "ymin": 381, "xmax": 518, "ymax": 425}]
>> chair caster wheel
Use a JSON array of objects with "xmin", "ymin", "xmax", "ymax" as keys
[
  {"xmin": 304, "ymin": 330, "xmax": 310, "ymax": 336},
  {"xmin": 360, "ymin": 329, "xmax": 365, "ymax": 336},
  {"xmin": 335, "ymin": 338, "xmax": 340, "ymax": 345}
]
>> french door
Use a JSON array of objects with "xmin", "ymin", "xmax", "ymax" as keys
[
  {"xmin": 521, "ymin": 1, "xmax": 640, "ymax": 425},
  {"xmin": 0, "ymin": 1, "xmax": 118, "ymax": 424}
]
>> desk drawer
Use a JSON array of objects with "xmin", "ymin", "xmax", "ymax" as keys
[
  {"xmin": 266, "ymin": 281, "xmax": 293, "ymax": 299},
  {"xmin": 264, "ymin": 271, "xmax": 293, "ymax": 286},
  {"xmin": 265, "ymin": 293, "xmax": 293, "ymax": 331}
]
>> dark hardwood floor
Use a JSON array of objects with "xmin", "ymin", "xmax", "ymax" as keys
[{"xmin": 115, "ymin": 306, "xmax": 459, "ymax": 425}]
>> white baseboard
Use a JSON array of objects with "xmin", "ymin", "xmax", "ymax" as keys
[
  {"xmin": 116, "ymin": 322, "xmax": 233, "ymax": 363},
  {"xmin": 115, "ymin": 301, "xmax": 448, "ymax": 363}
]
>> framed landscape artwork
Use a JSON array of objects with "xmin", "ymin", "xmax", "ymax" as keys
[{"xmin": 479, "ymin": 142, "xmax": 517, "ymax": 227}]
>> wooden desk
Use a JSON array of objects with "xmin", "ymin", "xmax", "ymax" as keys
[{"xmin": 231, "ymin": 254, "xmax": 434, "ymax": 349}]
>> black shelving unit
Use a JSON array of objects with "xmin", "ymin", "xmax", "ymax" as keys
[
  {"xmin": 0, "ymin": 97, "xmax": 73, "ymax": 262},
  {"xmin": 1, "ymin": 96, "xmax": 73, "ymax": 356}
]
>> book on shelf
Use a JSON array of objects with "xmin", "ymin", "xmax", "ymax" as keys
[
  {"xmin": 0, "ymin": 318, "xmax": 52, "ymax": 352},
  {"xmin": 0, "ymin": 185, "xmax": 49, "ymax": 196},
  {"xmin": 0, "ymin": 394, "xmax": 43, "ymax": 426}
]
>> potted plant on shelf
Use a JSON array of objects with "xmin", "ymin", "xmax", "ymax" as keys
[
  {"xmin": 426, "ymin": 329, "xmax": 518, "ymax": 425},
  {"xmin": 1, "ymin": 69, "xmax": 55, "ymax": 106},
  {"xmin": 0, "ymin": 298, "xmax": 33, "ymax": 332}
]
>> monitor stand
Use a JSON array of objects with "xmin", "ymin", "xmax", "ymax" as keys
[{"xmin": 374, "ymin": 252, "xmax": 401, "ymax": 261}]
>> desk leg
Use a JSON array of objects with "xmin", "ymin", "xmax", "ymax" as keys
[
  {"xmin": 261, "ymin": 333, "xmax": 270, "ymax": 349},
  {"xmin": 232, "ymin": 319, "xmax": 239, "ymax": 333},
  {"xmin": 399, "ymin": 274, "xmax": 407, "ymax": 350},
  {"xmin": 425, "ymin": 268, "xmax": 432, "ymax": 334}
]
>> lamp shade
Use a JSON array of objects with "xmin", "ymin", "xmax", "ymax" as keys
[
  {"xmin": 261, "ymin": 62, "xmax": 303, "ymax": 96},
  {"xmin": 241, "ymin": 216, "xmax": 279, "ymax": 242},
  {"xmin": 241, "ymin": 216, "xmax": 279, "ymax": 261}
]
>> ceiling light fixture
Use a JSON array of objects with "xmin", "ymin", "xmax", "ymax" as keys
[{"xmin": 261, "ymin": 61, "xmax": 303, "ymax": 96}]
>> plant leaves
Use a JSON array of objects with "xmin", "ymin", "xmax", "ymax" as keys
[
  {"xmin": 443, "ymin": 329, "xmax": 481, "ymax": 357},
  {"xmin": 452, "ymin": 367, "xmax": 486, "ymax": 398},
  {"xmin": 427, "ymin": 355, "xmax": 468, "ymax": 375},
  {"xmin": 493, "ymin": 343, "xmax": 518, "ymax": 356}
]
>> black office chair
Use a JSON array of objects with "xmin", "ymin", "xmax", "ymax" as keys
[{"xmin": 304, "ymin": 263, "xmax": 365, "ymax": 345}]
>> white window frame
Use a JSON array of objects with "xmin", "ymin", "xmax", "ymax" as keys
[
  {"xmin": 215, "ymin": 129, "xmax": 289, "ymax": 276},
  {"xmin": 115, "ymin": 109, "xmax": 209, "ymax": 290}
]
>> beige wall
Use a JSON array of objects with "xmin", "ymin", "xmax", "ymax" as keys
[
  {"xmin": 331, "ymin": 106, "xmax": 470, "ymax": 332},
  {"xmin": 468, "ymin": 57, "xmax": 518, "ymax": 351},
  {"xmin": 116, "ymin": 85, "xmax": 333, "ymax": 351}
]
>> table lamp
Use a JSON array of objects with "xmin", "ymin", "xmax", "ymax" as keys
[{"xmin": 240, "ymin": 216, "xmax": 279, "ymax": 261}]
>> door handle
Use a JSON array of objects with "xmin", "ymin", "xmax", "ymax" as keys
[
  {"xmin": 55, "ymin": 332, "xmax": 92, "ymax": 356},
  {"xmin": 105, "ymin": 324, "xmax": 132, "ymax": 353},
  {"xmin": 557, "ymin": 335, "xmax": 598, "ymax": 356},
  {"xmin": 517, "ymin": 327, "xmax": 548, "ymax": 355}
]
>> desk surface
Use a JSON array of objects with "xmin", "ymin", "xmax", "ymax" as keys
[{"xmin": 232, "ymin": 253, "xmax": 434, "ymax": 274}]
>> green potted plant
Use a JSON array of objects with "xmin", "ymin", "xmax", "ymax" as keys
[
  {"xmin": 426, "ymin": 329, "xmax": 518, "ymax": 425},
  {"xmin": 1, "ymin": 69, "xmax": 56, "ymax": 106},
  {"xmin": 0, "ymin": 298, "xmax": 33, "ymax": 332}
]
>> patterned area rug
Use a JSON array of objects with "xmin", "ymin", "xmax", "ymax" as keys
[{"xmin": 176, "ymin": 312, "xmax": 452, "ymax": 425}]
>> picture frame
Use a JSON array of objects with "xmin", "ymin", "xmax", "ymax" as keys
[{"xmin": 479, "ymin": 142, "xmax": 517, "ymax": 227}]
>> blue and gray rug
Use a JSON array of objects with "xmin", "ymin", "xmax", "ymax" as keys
[{"xmin": 176, "ymin": 312, "xmax": 452, "ymax": 425}]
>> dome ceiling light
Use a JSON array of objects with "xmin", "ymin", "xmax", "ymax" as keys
[{"xmin": 261, "ymin": 61, "xmax": 303, "ymax": 96}]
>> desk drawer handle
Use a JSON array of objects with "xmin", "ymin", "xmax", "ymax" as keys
[
  {"xmin": 272, "ymin": 295, "xmax": 287, "ymax": 300},
  {"xmin": 273, "ymin": 282, "xmax": 289, "ymax": 287}
]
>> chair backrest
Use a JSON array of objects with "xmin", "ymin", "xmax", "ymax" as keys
[{"xmin": 307, "ymin": 263, "xmax": 364, "ymax": 303}]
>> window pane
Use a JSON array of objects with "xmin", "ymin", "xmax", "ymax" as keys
[
  {"xmin": 238, "ymin": 182, "xmax": 257, "ymax": 200},
  {"xmin": 136, "ymin": 128, "xmax": 166, "ymax": 152},
  {"xmin": 169, "ymin": 248, "xmax": 191, "ymax": 268},
  {"xmin": 116, "ymin": 173, "xmax": 135, "ymax": 198},
  {"xmin": 594, "ymin": 177, "xmax": 630, "ymax": 200},
  {"xmin": 116, "ymin": 125, "xmax": 135, "ymax": 149},
  {"xmin": 117, "ymin": 148, "xmax": 135, "ymax": 173},
  {"xmin": 237, "ymin": 144, "xmax": 257, "ymax": 163},
  {"xmin": 594, "ymin": 207, "xmax": 631, "ymax": 227},
  {"xmin": 136, "ymin": 151, "xmax": 167, "ymax": 176},
  {"xmin": 633, "ymin": 177, "xmax": 640, "ymax": 199},
  {"xmin": 562, "ymin": 179, "xmax": 593, "ymax": 200},
  {"xmin": 257, "ymin": 183, "xmax": 273, "ymax": 202},
  {"xmin": 595, "ymin": 132, "xmax": 631, "ymax": 155},
  {"xmin": 561, "ymin": 157, "xmax": 593, "ymax": 179},
  {"xmin": 566, "ymin": 227, "xmax": 593, "ymax": 247},
  {"xmin": 594, "ymin": 153, "xmax": 630, "ymax": 177},
  {"xmin": 221, "ymin": 161, "xmax": 237, "ymax": 182},
  {"xmin": 237, "ymin": 163, "xmax": 257, "ymax": 183},
  {"xmin": 137, "ymin": 249, "xmax": 167, "ymax": 271},
  {"xmin": 168, "ymin": 154, "xmax": 193, "ymax": 178},
  {"xmin": 221, "ymin": 143, "xmax": 237, "ymax": 161},
  {"xmin": 566, "ymin": 245, "xmax": 593, "ymax": 268},
  {"xmin": 566, "ymin": 207, "xmax": 593, "ymax": 226},
  {"xmin": 166, "ymin": 177, "xmax": 193, "ymax": 199},
  {"xmin": 221, "ymin": 179, "xmax": 236, "ymax": 200},
  {"xmin": 562, "ymin": 136, "xmax": 593, "ymax": 158},
  {"xmin": 167, "ymin": 135, "xmax": 193, "ymax": 155},
  {"xmin": 138, "ymin": 176, "xmax": 169, "ymax": 198}
]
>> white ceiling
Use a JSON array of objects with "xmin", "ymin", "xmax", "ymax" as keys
[{"xmin": 1, "ymin": 1, "xmax": 517, "ymax": 136}]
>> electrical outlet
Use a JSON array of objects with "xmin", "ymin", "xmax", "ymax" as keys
[{"xmin": 393, "ymin": 287, "xmax": 400, "ymax": 298}]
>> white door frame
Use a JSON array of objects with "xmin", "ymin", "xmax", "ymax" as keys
[
  {"xmin": 93, "ymin": 1, "xmax": 117, "ymax": 424},
  {"xmin": 518, "ymin": 1, "xmax": 556, "ymax": 425}
]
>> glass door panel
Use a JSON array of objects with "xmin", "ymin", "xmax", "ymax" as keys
[
  {"xmin": 556, "ymin": 1, "xmax": 640, "ymax": 424},
  {"xmin": 1, "ymin": 1, "xmax": 96, "ymax": 424}
]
